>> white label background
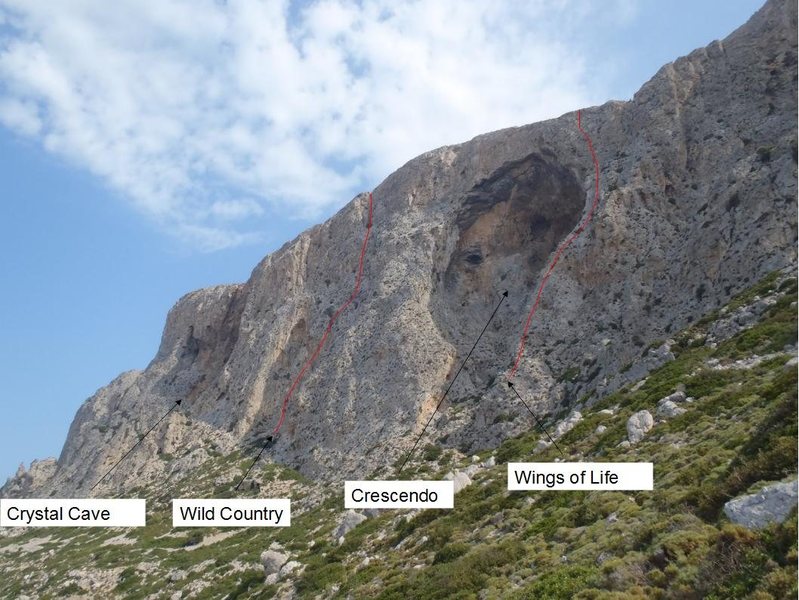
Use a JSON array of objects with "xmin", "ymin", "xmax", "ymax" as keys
[
  {"xmin": 172, "ymin": 499, "xmax": 291, "ymax": 527},
  {"xmin": 345, "ymin": 481, "xmax": 454, "ymax": 509},
  {"xmin": 508, "ymin": 462, "xmax": 654, "ymax": 491},
  {"xmin": 0, "ymin": 499, "xmax": 146, "ymax": 527}
]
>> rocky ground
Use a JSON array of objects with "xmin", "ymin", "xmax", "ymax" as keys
[{"xmin": 0, "ymin": 270, "xmax": 796, "ymax": 598}]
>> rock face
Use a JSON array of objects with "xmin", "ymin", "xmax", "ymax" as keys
[
  {"xmin": 3, "ymin": 0, "xmax": 797, "ymax": 497},
  {"xmin": 724, "ymin": 481, "xmax": 799, "ymax": 529},
  {"xmin": 2, "ymin": 459, "xmax": 57, "ymax": 497},
  {"xmin": 627, "ymin": 411, "xmax": 654, "ymax": 444}
]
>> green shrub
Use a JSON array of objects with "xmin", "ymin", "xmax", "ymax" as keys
[
  {"xmin": 433, "ymin": 542, "xmax": 470, "ymax": 564},
  {"xmin": 295, "ymin": 561, "xmax": 346, "ymax": 594},
  {"xmin": 513, "ymin": 565, "xmax": 602, "ymax": 599},
  {"xmin": 422, "ymin": 444, "xmax": 443, "ymax": 461}
]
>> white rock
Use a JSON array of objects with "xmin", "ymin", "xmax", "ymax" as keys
[
  {"xmin": 463, "ymin": 464, "xmax": 480, "ymax": 477},
  {"xmin": 444, "ymin": 471, "xmax": 473, "ymax": 494},
  {"xmin": 278, "ymin": 561, "xmax": 301, "ymax": 579},
  {"xmin": 626, "ymin": 410, "xmax": 654, "ymax": 444},
  {"xmin": 553, "ymin": 411, "xmax": 582, "ymax": 438},
  {"xmin": 657, "ymin": 400, "xmax": 687, "ymax": 419},
  {"xmin": 595, "ymin": 425, "xmax": 607, "ymax": 435},
  {"xmin": 333, "ymin": 510, "xmax": 367, "ymax": 540},
  {"xmin": 260, "ymin": 550, "xmax": 288, "ymax": 576},
  {"xmin": 482, "ymin": 456, "xmax": 496, "ymax": 468},
  {"xmin": 618, "ymin": 440, "xmax": 631, "ymax": 448},
  {"xmin": 724, "ymin": 481, "xmax": 798, "ymax": 529},
  {"xmin": 168, "ymin": 569, "xmax": 186, "ymax": 582},
  {"xmin": 661, "ymin": 391, "xmax": 687, "ymax": 403}
]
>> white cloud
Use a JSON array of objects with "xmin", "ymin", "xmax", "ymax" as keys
[
  {"xmin": 0, "ymin": 96, "xmax": 40, "ymax": 135},
  {"xmin": 209, "ymin": 198, "xmax": 264, "ymax": 221},
  {"xmin": 0, "ymin": 0, "xmax": 629, "ymax": 251}
]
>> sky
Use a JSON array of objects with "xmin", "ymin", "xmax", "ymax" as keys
[{"xmin": 0, "ymin": 0, "xmax": 765, "ymax": 482}]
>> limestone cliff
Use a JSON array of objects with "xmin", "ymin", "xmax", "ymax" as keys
[{"xmin": 3, "ymin": 0, "xmax": 796, "ymax": 497}]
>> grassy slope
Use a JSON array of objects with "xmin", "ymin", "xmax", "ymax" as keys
[{"xmin": 0, "ymin": 273, "xmax": 796, "ymax": 599}]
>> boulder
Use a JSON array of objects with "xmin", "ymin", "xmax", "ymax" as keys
[
  {"xmin": 278, "ymin": 560, "xmax": 302, "ymax": 579},
  {"xmin": 660, "ymin": 391, "xmax": 687, "ymax": 403},
  {"xmin": 333, "ymin": 510, "xmax": 367, "ymax": 540},
  {"xmin": 657, "ymin": 400, "xmax": 686, "ymax": 419},
  {"xmin": 444, "ymin": 471, "xmax": 473, "ymax": 493},
  {"xmin": 553, "ymin": 411, "xmax": 582, "ymax": 439},
  {"xmin": 626, "ymin": 410, "xmax": 654, "ymax": 444},
  {"xmin": 463, "ymin": 464, "xmax": 481, "ymax": 477},
  {"xmin": 260, "ymin": 550, "xmax": 288, "ymax": 576},
  {"xmin": 167, "ymin": 569, "xmax": 186, "ymax": 582},
  {"xmin": 723, "ymin": 481, "xmax": 798, "ymax": 529}
]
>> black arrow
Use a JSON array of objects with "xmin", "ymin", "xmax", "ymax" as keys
[
  {"xmin": 234, "ymin": 435, "xmax": 274, "ymax": 491},
  {"xmin": 507, "ymin": 381, "xmax": 565, "ymax": 457},
  {"xmin": 91, "ymin": 400, "xmax": 182, "ymax": 491},
  {"xmin": 396, "ymin": 291, "xmax": 508, "ymax": 476}
]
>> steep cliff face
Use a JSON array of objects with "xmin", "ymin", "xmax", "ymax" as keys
[{"xmin": 4, "ymin": 0, "xmax": 796, "ymax": 497}]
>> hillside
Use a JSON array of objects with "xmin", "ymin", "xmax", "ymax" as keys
[{"xmin": 0, "ymin": 269, "xmax": 796, "ymax": 598}]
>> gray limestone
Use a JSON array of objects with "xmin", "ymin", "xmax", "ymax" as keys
[
  {"xmin": 724, "ymin": 481, "xmax": 798, "ymax": 529},
  {"xmin": 627, "ymin": 411, "xmax": 654, "ymax": 444}
]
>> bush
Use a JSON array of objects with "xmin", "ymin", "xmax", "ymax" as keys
[
  {"xmin": 296, "ymin": 562, "xmax": 346, "ymax": 594},
  {"xmin": 695, "ymin": 525, "xmax": 772, "ymax": 598},
  {"xmin": 422, "ymin": 444, "xmax": 443, "ymax": 461},
  {"xmin": 433, "ymin": 542, "xmax": 470, "ymax": 564},
  {"xmin": 513, "ymin": 566, "xmax": 602, "ymax": 599}
]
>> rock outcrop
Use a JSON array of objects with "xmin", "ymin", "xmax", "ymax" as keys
[
  {"xmin": 261, "ymin": 550, "xmax": 289, "ymax": 577},
  {"xmin": 724, "ymin": 481, "xmax": 799, "ymax": 529},
  {"xmin": 333, "ymin": 510, "xmax": 367, "ymax": 542},
  {"xmin": 3, "ymin": 0, "xmax": 796, "ymax": 497}
]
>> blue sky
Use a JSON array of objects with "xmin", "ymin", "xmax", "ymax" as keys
[{"xmin": 0, "ymin": 0, "xmax": 764, "ymax": 483}]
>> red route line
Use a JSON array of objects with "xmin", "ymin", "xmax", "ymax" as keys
[
  {"xmin": 509, "ymin": 110, "xmax": 601, "ymax": 378},
  {"xmin": 272, "ymin": 192, "xmax": 374, "ymax": 435}
]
